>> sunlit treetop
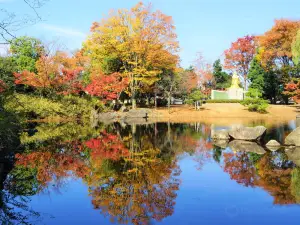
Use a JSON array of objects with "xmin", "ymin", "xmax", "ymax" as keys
[
  {"xmin": 83, "ymin": 2, "xmax": 180, "ymax": 88},
  {"xmin": 258, "ymin": 19, "xmax": 300, "ymax": 67}
]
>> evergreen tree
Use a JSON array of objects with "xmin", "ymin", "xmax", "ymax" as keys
[
  {"xmin": 248, "ymin": 58, "xmax": 265, "ymax": 93},
  {"xmin": 248, "ymin": 58, "xmax": 280, "ymax": 103},
  {"xmin": 213, "ymin": 59, "xmax": 231, "ymax": 89}
]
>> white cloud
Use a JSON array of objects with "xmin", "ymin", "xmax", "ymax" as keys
[{"xmin": 39, "ymin": 23, "xmax": 86, "ymax": 38}]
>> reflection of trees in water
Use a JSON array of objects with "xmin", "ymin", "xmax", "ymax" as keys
[
  {"xmin": 0, "ymin": 110, "xmax": 41, "ymax": 224},
  {"xmin": 85, "ymin": 124, "xmax": 181, "ymax": 224},
  {"xmin": 222, "ymin": 149, "xmax": 300, "ymax": 205},
  {"xmin": 10, "ymin": 122, "xmax": 193, "ymax": 224},
  {"xmin": 9, "ymin": 120, "xmax": 300, "ymax": 224},
  {"xmin": 223, "ymin": 151, "xmax": 258, "ymax": 187}
]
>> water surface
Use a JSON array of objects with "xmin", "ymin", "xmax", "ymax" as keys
[{"xmin": 1, "ymin": 121, "xmax": 300, "ymax": 225}]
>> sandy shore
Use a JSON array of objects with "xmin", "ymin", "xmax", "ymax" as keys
[{"xmin": 148, "ymin": 103, "xmax": 299, "ymax": 127}]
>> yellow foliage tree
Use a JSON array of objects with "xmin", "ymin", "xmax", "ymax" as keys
[{"xmin": 83, "ymin": 2, "xmax": 179, "ymax": 108}]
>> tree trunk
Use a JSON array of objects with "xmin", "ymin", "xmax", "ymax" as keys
[
  {"xmin": 168, "ymin": 93, "xmax": 171, "ymax": 114},
  {"xmin": 131, "ymin": 90, "xmax": 136, "ymax": 109},
  {"xmin": 244, "ymin": 74, "xmax": 247, "ymax": 100}
]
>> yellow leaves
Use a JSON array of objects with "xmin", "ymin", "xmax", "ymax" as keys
[{"xmin": 83, "ymin": 2, "xmax": 179, "ymax": 96}]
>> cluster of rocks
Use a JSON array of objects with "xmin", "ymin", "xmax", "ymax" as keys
[
  {"xmin": 91, "ymin": 108, "xmax": 161, "ymax": 126},
  {"xmin": 212, "ymin": 125, "xmax": 300, "ymax": 154}
]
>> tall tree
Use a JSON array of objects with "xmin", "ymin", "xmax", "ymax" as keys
[
  {"xmin": 194, "ymin": 52, "xmax": 214, "ymax": 93},
  {"xmin": 248, "ymin": 57, "xmax": 280, "ymax": 103},
  {"xmin": 10, "ymin": 36, "xmax": 44, "ymax": 73},
  {"xmin": 212, "ymin": 59, "xmax": 231, "ymax": 90},
  {"xmin": 248, "ymin": 58, "xmax": 266, "ymax": 93},
  {"xmin": 258, "ymin": 19, "xmax": 300, "ymax": 103},
  {"xmin": 224, "ymin": 35, "xmax": 256, "ymax": 90},
  {"xmin": 157, "ymin": 69, "xmax": 180, "ymax": 112},
  {"xmin": 84, "ymin": 2, "xmax": 179, "ymax": 108},
  {"xmin": 177, "ymin": 66, "xmax": 198, "ymax": 96},
  {"xmin": 292, "ymin": 30, "xmax": 300, "ymax": 66}
]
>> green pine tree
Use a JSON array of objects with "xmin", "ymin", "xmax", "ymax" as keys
[
  {"xmin": 248, "ymin": 58, "xmax": 265, "ymax": 93},
  {"xmin": 213, "ymin": 59, "xmax": 231, "ymax": 89},
  {"xmin": 248, "ymin": 58, "xmax": 280, "ymax": 103}
]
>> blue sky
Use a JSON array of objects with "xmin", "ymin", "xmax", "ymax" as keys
[{"xmin": 1, "ymin": 0, "xmax": 300, "ymax": 67}]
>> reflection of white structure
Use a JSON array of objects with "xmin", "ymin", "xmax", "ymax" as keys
[{"xmin": 211, "ymin": 72, "xmax": 245, "ymax": 100}]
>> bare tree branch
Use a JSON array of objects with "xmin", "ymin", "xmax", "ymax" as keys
[{"xmin": 0, "ymin": 0, "xmax": 48, "ymax": 43}]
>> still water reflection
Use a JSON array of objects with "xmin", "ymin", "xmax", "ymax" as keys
[{"xmin": 1, "ymin": 121, "xmax": 300, "ymax": 224}]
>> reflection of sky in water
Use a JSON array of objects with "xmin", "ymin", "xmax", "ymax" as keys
[
  {"xmin": 26, "ymin": 154, "xmax": 300, "ymax": 225},
  {"xmin": 6, "ymin": 121, "xmax": 300, "ymax": 225}
]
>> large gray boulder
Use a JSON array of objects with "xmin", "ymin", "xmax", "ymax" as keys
[
  {"xmin": 124, "ymin": 108, "xmax": 153, "ymax": 118},
  {"xmin": 229, "ymin": 140, "xmax": 266, "ymax": 155},
  {"xmin": 211, "ymin": 129, "xmax": 230, "ymax": 140},
  {"xmin": 212, "ymin": 139, "xmax": 229, "ymax": 149},
  {"xmin": 98, "ymin": 112, "xmax": 118, "ymax": 124},
  {"xmin": 285, "ymin": 127, "xmax": 300, "ymax": 146},
  {"xmin": 229, "ymin": 126, "xmax": 267, "ymax": 141},
  {"xmin": 266, "ymin": 140, "xmax": 281, "ymax": 151}
]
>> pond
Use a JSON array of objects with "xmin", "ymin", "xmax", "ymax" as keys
[{"xmin": 1, "ymin": 120, "xmax": 300, "ymax": 224}]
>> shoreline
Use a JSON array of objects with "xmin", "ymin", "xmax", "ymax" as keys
[{"xmin": 96, "ymin": 103, "xmax": 299, "ymax": 127}]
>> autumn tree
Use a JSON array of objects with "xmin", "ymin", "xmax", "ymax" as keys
[
  {"xmin": 84, "ymin": 73, "xmax": 129, "ymax": 102},
  {"xmin": 84, "ymin": 2, "xmax": 179, "ymax": 108},
  {"xmin": 14, "ymin": 50, "xmax": 84, "ymax": 95},
  {"xmin": 224, "ymin": 35, "xmax": 256, "ymax": 90},
  {"xmin": 283, "ymin": 79, "xmax": 300, "ymax": 103},
  {"xmin": 258, "ymin": 19, "xmax": 300, "ymax": 68},
  {"xmin": 156, "ymin": 69, "xmax": 181, "ymax": 112},
  {"xmin": 178, "ymin": 66, "xmax": 198, "ymax": 95},
  {"xmin": 194, "ymin": 52, "xmax": 214, "ymax": 94}
]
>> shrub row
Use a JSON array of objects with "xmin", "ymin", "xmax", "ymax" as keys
[
  {"xmin": 4, "ymin": 94, "xmax": 104, "ymax": 120},
  {"xmin": 241, "ymin": 98, "xmax": 269, "ymax": 113}
]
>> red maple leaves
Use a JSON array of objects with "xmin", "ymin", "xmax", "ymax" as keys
[
  {"xmin": 84, "ymin": 73, "xmax": 128, "ymax": 101},
  {"xmin": 85, "ymin": 131, "xmax": 130, "ymax": 161},
  {"xmin": 224, "ymin": 35, "xmax": 256, "ymax": 89}
]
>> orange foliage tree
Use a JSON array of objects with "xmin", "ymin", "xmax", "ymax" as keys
[
  {"xmin": 224, "ymin": 35, "xmax": 256, "ymax": 90},
  {"xmin": 283, "ymin": 79, "xmax": 300, "ymax": 103},
  {"xmin": 14, "ymin": 51, "xmax": 84, "ymax": 95},
  {"xmin": 258, "ymin": 19, "xmax": 300, "ymax": 67},
  {"xmin": 84, "ymin": 2, "xmax": 179, "ymax": 108},
  {"xmin": 194, "ymin": 52, "xmax": 214, "ymax": 95},
  {"xmin": 84, "ymin": 73, "xmax": 129, "ymax": 101}
]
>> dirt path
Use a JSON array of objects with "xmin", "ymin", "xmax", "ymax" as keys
[{"xmin": 149, "ymin": 103, "xmax": 299, "ymax": 127}]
